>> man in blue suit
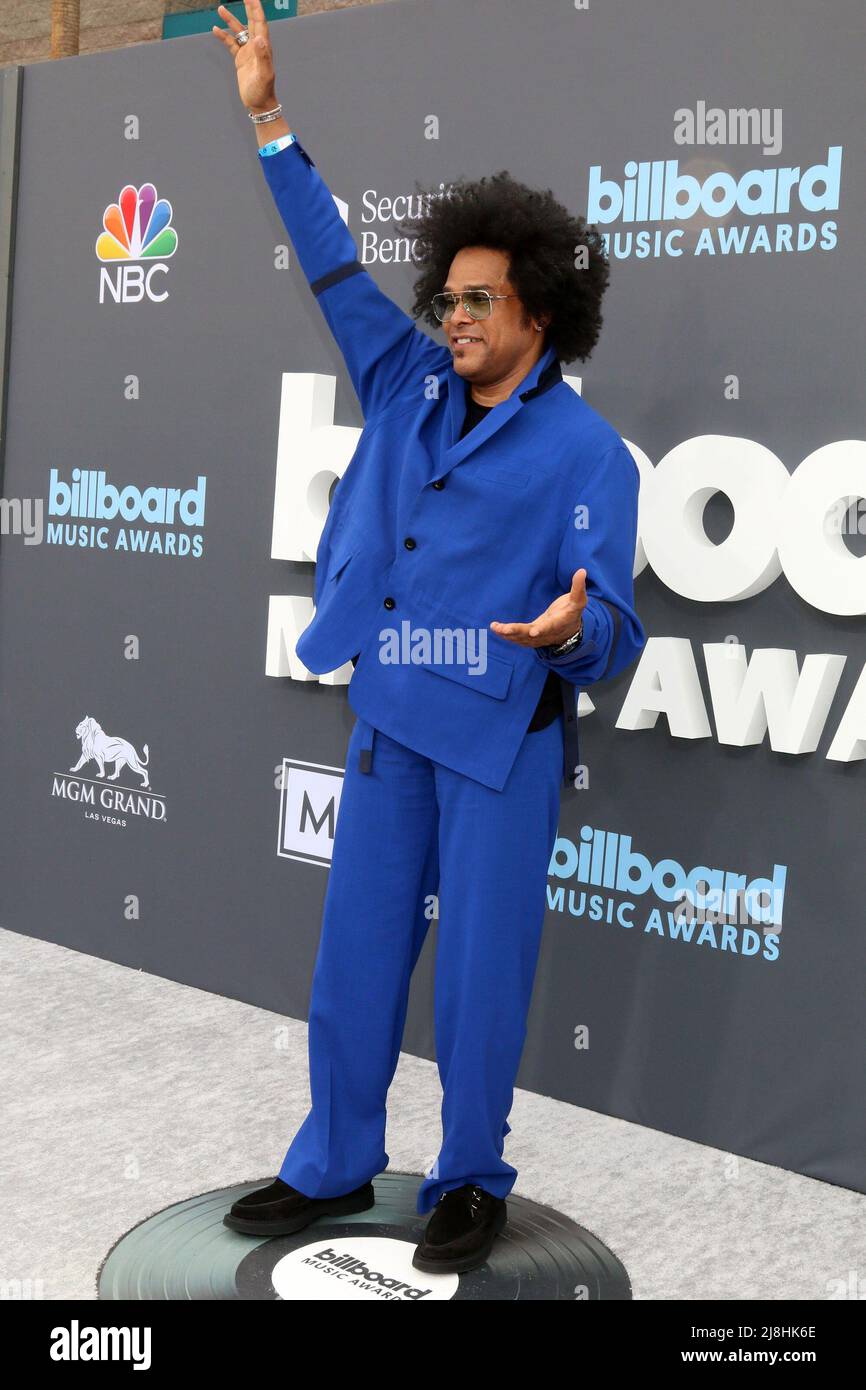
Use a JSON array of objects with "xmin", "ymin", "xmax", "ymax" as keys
[{"xmin": 216, "ymin": 2, "xmax": 645, "ymax": 1275}]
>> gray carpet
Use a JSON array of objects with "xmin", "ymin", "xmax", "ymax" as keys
[{"xmin": 1, "ymin": 926, "xmax": 862, "ymax": 1301}]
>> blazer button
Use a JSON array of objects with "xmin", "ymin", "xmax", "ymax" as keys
[
  {"xmin": 432, "ymin": 478, "xmax": 445, "ymax": 489},
  {"xmin": 383, "ymin": 596, "xmax": 395, "ymax": 609},
  {"xmin": 403, "ymin": 536, "xmax": 416, "ymax": 549}
]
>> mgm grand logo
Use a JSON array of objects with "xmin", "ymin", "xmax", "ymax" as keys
[{"xmin": 52, "ymin": 714, "xmax": 166, "ymax": 825}]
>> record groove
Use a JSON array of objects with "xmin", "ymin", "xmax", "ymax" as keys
[{"xmin": 98, "ymin": 1170, "xmax": 631, "ymax": 1301}]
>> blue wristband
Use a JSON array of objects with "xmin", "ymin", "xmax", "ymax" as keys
[{"xmin": 258, "ymin": 131, "xmax": 297, "ymax": 158}]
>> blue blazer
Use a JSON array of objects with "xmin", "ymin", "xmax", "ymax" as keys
[{"xmin": 259, "ymin": 136, "xmax": 646, "ymax": 792}]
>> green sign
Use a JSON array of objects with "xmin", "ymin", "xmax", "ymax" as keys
[{"xmin": 164, "ymin": 3, "xmax": 297, "ymax": 40}]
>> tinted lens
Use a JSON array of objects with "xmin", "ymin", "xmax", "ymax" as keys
[
  {"xmin": 464, "ymin": 291, "xmax": 492, "ymax": 319},
  {"xmin": 432, "ymin": 291, "xmax": 492, "ymax": 320}
]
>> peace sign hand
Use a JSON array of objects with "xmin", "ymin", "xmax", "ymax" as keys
[{"xmin": 212, "ymin": 1, "xmax": 278, "ymax": 113}]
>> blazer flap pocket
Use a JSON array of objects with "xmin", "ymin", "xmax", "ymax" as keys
[{"xmin": 421, "ymin": 649, "xmax": 513, "ymax": 700}]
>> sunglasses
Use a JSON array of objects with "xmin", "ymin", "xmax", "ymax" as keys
[{"xmin": 430, "ymin": 290, "xmax": 518, "ymax": 322}]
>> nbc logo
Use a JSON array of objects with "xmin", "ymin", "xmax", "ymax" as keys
[{"xmin": 96, "ymin": 182, "xmax": 178, "ymax": 304}]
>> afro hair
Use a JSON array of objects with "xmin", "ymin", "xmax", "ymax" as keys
[{"xmin": 395, "ymin": 167, "xmax": 610, "ymax": 365}]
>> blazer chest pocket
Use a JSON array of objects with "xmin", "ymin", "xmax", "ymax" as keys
[
  {"xmin": 421, "ymin": 649, "xmax": 514, "ymax": 700},
  {"xmin": 470, "ymin": 464, "xmax": 530, "ymax": 490}
]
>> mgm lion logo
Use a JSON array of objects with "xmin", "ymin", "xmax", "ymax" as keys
[{"xmin": 70, "ymin": 715, "xmax": 151, "ymax": 790}]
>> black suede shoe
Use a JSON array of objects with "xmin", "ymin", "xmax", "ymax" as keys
[
  {"xmin": 412, "ymin": 1183, "xmax": 507, "ymax": 1274},
  {"xmin": 223, "ymin": 1176, "xmax": 375, "ymax": 1236}
]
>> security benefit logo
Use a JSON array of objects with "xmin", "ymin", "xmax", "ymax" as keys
[
  {"xmin": 277, "ymin": 757, "xmax": 344, "ymax": 866},
  {"xmin": 53, "ymin": 714, "xmax": 166, "ymax": 827}
]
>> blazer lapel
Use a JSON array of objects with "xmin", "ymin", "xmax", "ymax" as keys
[{"xmin": 437, "ymin": 345, "xmax": 562, "ymax": 480}]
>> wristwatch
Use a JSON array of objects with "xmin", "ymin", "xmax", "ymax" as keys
[{"xmin": 547, "ymin": 622, "xmax": 584, "ymax": 658}]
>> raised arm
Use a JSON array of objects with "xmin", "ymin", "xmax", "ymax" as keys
[{"xmin": 213, "ymin": 1, "xmax": 447, "ymax": 422}]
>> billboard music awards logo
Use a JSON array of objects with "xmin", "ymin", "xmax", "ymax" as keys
[
  {"xmin": 46, "ymin": 467, "xmax": 206, "ymax": 556},
  {"xmin": 52, "ymin": 714, "xmax": 166, "ymax": 826},
  {"xmin": 267, "ymin": 1237, "xmax": 456, "ymax": 1301},
  {"xmin": 95, "ymin": 181, "xmax": 177, "ymax": 303},
  {"xmin": 588, "ymin": 145, "xmax": 842, "ymax": 260},
  {"xmin": 548, "ymin": 826, "xmax": 787, "ymax": 961}
]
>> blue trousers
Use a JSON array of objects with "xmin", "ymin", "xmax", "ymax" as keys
[{"xmin": 279, "ymin": 709, "xmax": 564, "ymax": 1215}]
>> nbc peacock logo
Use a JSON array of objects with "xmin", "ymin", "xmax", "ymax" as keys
[{"xmin": 96, "ymin": 182, "xmax": 178, "ymax": 305}]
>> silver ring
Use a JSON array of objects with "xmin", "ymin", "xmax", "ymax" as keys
[{"xmin": 235, "ymin": 28, "xmax": 250, "ymax": 46}]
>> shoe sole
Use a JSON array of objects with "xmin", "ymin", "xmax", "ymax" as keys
[
  {"xmin": 411, "ymin": 1204, "xmax": 508, "ymax": 1275},
  {"xmin": 222, "ymin": 1184, "xmax": 375, "ymax": 1237}
]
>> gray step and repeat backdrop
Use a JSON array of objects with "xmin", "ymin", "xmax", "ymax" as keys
[{"xmin": 1, "ymin": 0, "xmax": 864, "ymax": 1193}]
